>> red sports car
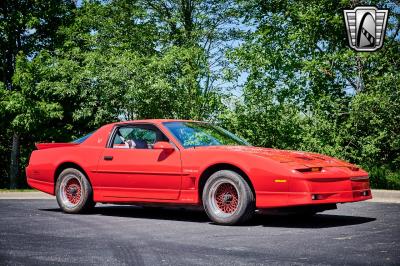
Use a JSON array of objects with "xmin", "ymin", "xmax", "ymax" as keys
[{"xmin": 26, "ymin": 119, "xmax": 372, "ymax": 225}]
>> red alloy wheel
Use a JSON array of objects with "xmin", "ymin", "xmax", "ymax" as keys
[
  {"xmin": 64, "ymin": 178, "xmax": 82, "ymax": 205},
  {"xmin": 214, "ymin": 183, "xmax": 239, "ymax": 213}
]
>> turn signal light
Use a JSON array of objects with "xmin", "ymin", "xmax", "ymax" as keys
[{"xmin": 297, "ymin": 167, "xmax": 322, "ymax": 173}]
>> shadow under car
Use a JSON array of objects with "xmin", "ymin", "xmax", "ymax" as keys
[{"xmin": 40, "ymin": 205, "xmax": 376, "ymax": 228}]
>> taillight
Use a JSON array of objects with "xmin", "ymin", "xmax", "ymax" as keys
[
  {"xmin": 296, "ymin": 167, "xmax": 322, "ymax": 173},
  {"xmin": 350, "ymin": 176, "xmax": 369, "ymax": 181},
  {"xmin": 348, "ymin": 166, "xmax": 359, "ymax": 171}
]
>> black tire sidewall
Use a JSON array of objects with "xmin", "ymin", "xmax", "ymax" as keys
[
  {"xmin": 56, "ymin": 168, "xmax": 93, "ymax": 213},
  {"xmin": 202, "ymin": 170, "xmax": 254, "ymax": 225}
]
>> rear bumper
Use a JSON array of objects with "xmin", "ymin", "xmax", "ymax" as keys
[
  {"xmin": 26, "ymin": 165, "xmax": 55, "ymax": 195},
  {"xmin": 27, "ymin": 177, "xmax": 54, "ymax": 195}
]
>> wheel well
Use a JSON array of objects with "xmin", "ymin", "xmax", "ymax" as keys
[
  {"xmin": 198, "ymin": 163, "xmax": 256, "ymax": 203},
  {"xmin": 54, "ymin": 162, "xmax": 91, "ymax": 193}
]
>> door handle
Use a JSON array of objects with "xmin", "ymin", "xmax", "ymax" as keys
[{"xmin": 104, "ymin": 155, "xmax": 113, "ymax": 161}]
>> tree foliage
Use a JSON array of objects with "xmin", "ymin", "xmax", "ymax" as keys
[
  {"xmin": 0, "ymin": 0, "xmax": 399, "ymax": 189},
  {"xmin": 223, "ymin": 0, "xmax": 400, "ymax": 188}
]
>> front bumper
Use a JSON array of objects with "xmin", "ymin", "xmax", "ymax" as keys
[
  {"xmin": 287, "ymin": 189, "xmax": 372, "ymax": 206},
  {"xmin": 255, "ymin": 176, "xmax": 372, "ymax": 208},
  {"xmin": 288, "ymin": 175, "xmax": 372, "ymax": 205}
]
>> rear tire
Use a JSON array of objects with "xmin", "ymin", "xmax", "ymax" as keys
[
  {"xmin": 56, "ymin": 168, "xmax": 95, "ymax": 213},
  {"xmin": 202, "ymin": 170, "xmax": 255, "ymax": 225}
]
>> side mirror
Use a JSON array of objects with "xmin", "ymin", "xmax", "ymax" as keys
[{"xmin": 153, "ymin": 141, "xmax": 175, "ymax": 151}]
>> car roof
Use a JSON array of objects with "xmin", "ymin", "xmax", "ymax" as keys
[{"xmin": 110, "ymin": 119, "xmax": 203, "ymax": 126}]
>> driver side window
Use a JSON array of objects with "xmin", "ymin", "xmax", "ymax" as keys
[{"xmin": 112, "ymin": 124, "xmax": 168, "ymax": 149}]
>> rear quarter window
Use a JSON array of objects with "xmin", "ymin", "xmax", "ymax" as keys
[{"xmin": 71, "ymin": 131, "xmax": 95, "ymax": 144}]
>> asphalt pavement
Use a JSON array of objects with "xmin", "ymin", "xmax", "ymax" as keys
[{"xmin": 0, "ymin": 200, "xmax": 399, "ymax": 265}]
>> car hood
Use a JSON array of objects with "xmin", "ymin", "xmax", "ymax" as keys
[{"xmin": 197, "ymin": 146, "xmax": 353, "ymax": 168}]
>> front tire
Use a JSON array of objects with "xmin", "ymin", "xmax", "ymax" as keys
[
  {"xmin": 202, "ymin": 170, "xmax": 255, "ymax": 225},
  {"xmin": 56, "ymin": 168, "xmax": 95, "ymax": 213}
]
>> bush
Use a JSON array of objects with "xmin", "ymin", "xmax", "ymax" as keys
[{"xmin": 367, "ymin": 166, "xmax": 400, "ymax": 190}]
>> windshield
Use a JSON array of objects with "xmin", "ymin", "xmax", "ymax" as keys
[{"xmin": 163, "ymin": 122, "xmax": 250, "ymax": 148}]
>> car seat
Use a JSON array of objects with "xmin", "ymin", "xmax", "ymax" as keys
[{"xmin": 133, "ymin": 139, "xmax": 148, "ymax": 149}]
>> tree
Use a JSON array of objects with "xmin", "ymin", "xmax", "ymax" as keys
[
  {"xmin": 0, "ymin": 0, "xmax": 76, "ymax": 188},
  {"xmin": 0, "ymin": 0, "xmax": 237, "ymax": 189},
  {"xmin": 143, "ymin": 0, "xmax": 240, "ymax": 120},
  {"xmin": 1, "ymin": 0, "xmax": 399, "ymax": 189},
  {"xmin": 25, "ymin": 0, "xmax": 238, "ymax": 127},
  {"xmin": 225, "ymin": 0, "xmax": 400, "ymax": 188}
]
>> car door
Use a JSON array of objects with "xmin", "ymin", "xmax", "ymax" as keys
[{"xmin": 94, "ymin": 123, "xmax": 182, "ymax": 200}]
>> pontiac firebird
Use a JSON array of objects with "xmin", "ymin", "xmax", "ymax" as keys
[{"xmin": 26, "ymin": 119, "xmax": 372, "ymax": 225}]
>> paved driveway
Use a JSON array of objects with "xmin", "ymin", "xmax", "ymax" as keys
[{"xmin": 0, "ymin": 200, "xmax": 399, "ymax": 265}]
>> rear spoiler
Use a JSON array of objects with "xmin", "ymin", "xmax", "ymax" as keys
[{"xmin": 35, "ymin": 143, "xmax": 79, "ymax": 150}]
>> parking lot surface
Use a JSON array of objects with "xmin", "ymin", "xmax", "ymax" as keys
[{"xmin": 0, "ymin": 200, "xmax": 399, "ymax": 265}]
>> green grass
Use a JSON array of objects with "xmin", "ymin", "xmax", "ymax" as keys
[{"xmin": 0, "ymin": 189, "xmax": 36, "ymax": 192}]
